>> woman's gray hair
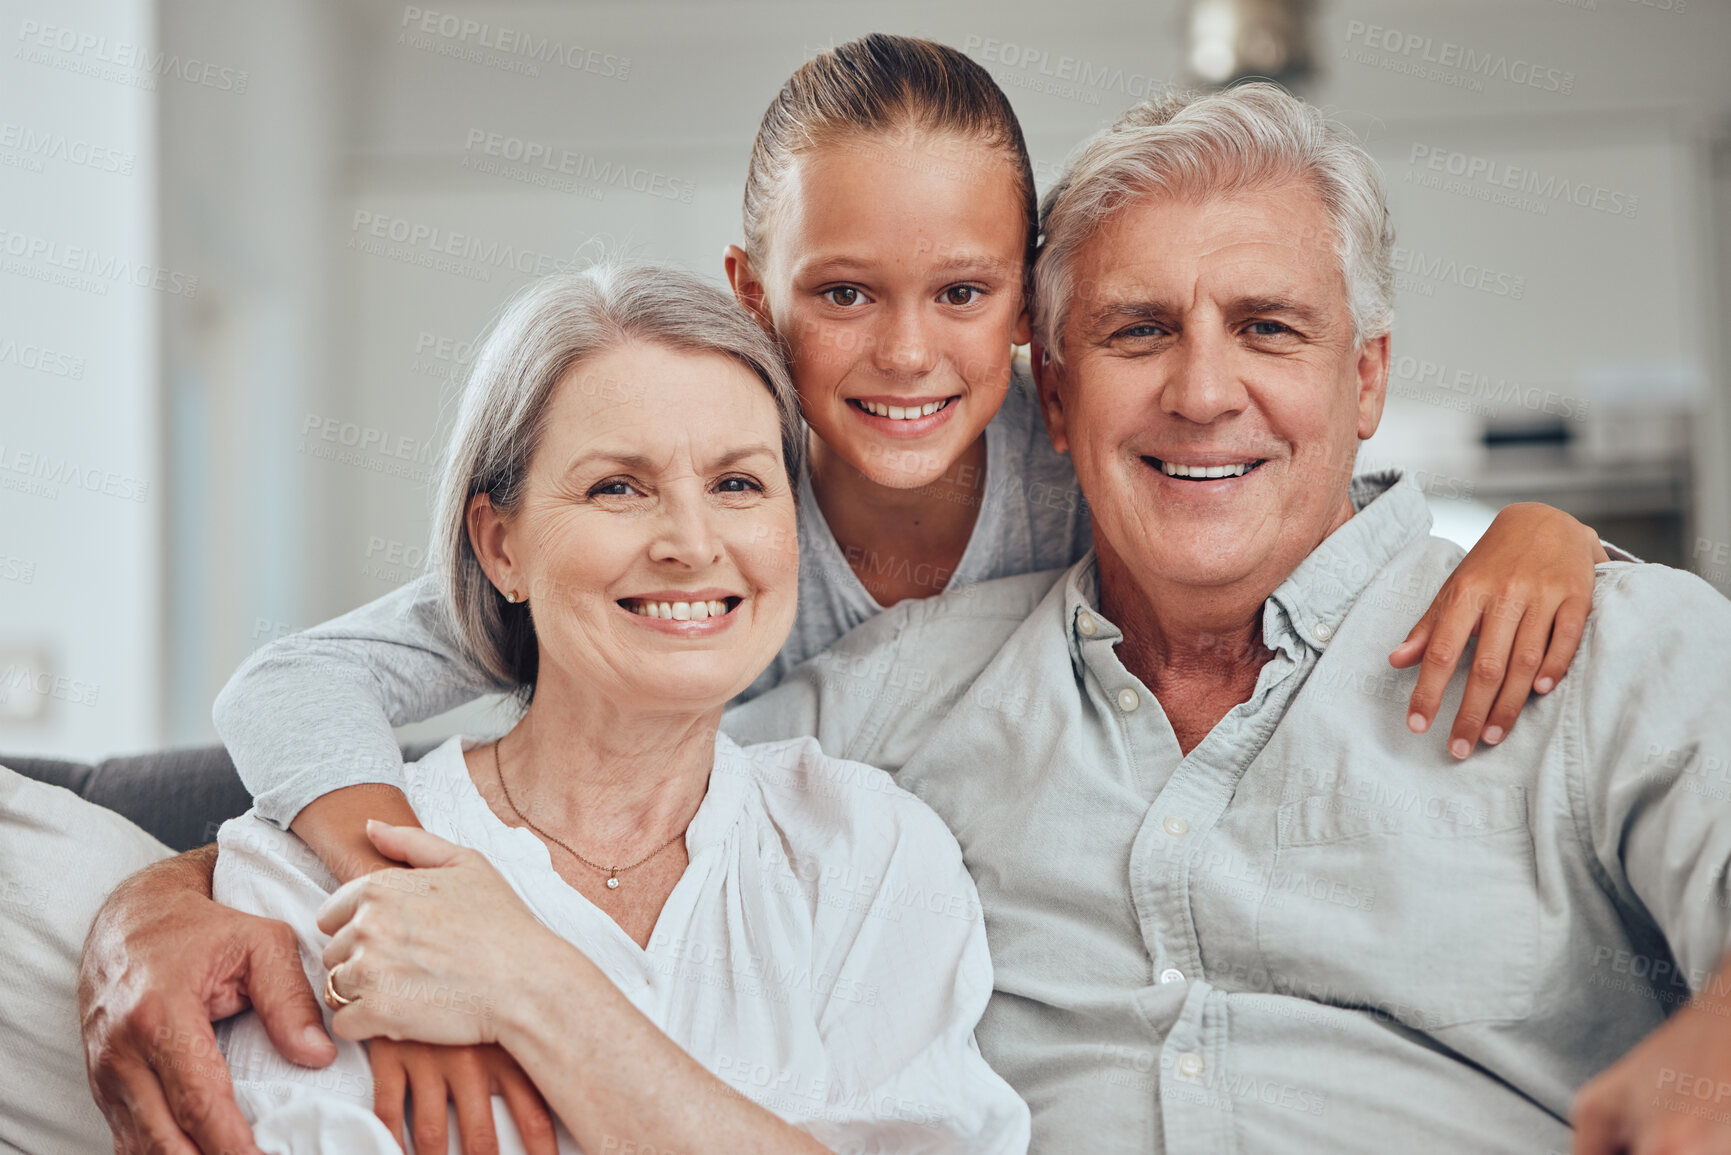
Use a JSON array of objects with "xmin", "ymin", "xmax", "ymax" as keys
[
  {"xmin": 431, "ymin": 261, "xmax": 805, "ymax": 691},
  {"xmin": 1032, "ymin": 81, "xmax": 1395, "ymax": 363}
]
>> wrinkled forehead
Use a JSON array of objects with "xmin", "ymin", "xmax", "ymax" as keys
[
  {"xmin": 537, "ymin": 344, "xmax": 781, "ymax": 465},
  {"xmin": 1068, "ymin": 181, "xmax": 1346, "ymax": 313}
]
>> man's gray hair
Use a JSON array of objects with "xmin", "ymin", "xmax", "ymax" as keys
[
  {"xmin": 431, "ymin": 261, "xmax": 805, "ymax": 691},
  {"xmin": 1032, "ymin": 82, "xmax": 1395, "ymax": 363}
]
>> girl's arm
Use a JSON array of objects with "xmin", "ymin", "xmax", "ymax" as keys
[
  {"xmin": 291, "ymin": 785, "xmax": 422, "ymax": 882},
  {"xmin": 212, "ymin": 572, "xmax": 504, "ymax": 868},
  {"xmin": 212, "ymin": 573, "xmax": 544, "ymax": 1151},
  {"xmin": 1390, "ymin": 501, "xmax": 1620, "ymax": 758}
]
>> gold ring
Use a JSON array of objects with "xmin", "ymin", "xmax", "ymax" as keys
[{"xmin": 322, "ymin": 963, "xmax": 357, "ymax": 1011}]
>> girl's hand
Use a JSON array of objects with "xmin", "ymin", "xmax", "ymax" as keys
[
  {"xmin": 315, "ymin": 822, "xmax": 564, "ymax": 1049},
  {"xmin": 368, "ymin": 1038, "xmax": 558, "ymax": 1155},
  {"xmin": 1389, "ymin": 502, "xmax": 1608, "ymax": 759}
]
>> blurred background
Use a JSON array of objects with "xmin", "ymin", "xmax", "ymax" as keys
[{"xmin": 2, "ymin": 0, "xmax": 1728, "ymax": 759}]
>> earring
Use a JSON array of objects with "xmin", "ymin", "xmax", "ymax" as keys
[{"xmin": 503, "ymin": 590, "xmax": 518, "ymax": 604}]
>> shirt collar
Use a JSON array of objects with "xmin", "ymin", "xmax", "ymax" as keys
[
  {"xmin": 1266, "ymin": 470, "xmax": 1429, "ymax": 656},
  {"xmin": 694, "ymin": 730, "xmax": 758, "ymax": 855},
  {"xmin": 1062, "ymin": 554, "xmax": 1111, "ymax": 680},
  {"xmin": 1062, "ymin": 469, "xmax": 1428, "ymax": 667}
]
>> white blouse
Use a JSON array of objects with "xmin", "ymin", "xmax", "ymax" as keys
[{"xmin": 213, "ymin": 732, "xmax": 1030, "ymax": 1154}]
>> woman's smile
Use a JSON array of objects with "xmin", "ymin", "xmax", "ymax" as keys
[{"xmin": 616, "ymin": 590, "xmax": 746, "ymax": 636}]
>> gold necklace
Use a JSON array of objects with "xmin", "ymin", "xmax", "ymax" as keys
[{"xmin": 493, "ymin": 738, "xmax": 685, "ymax": 891}]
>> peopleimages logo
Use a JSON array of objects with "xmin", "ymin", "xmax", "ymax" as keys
[
  {"xmin": 16, "ymin": 19, "xmax": 249, "ymax": 92},
  {"xmin": 0, "ymin": 335, "xmax": 86, "ymax": 379},
  {"xmin": 1391, "ymin": 246, "xmax": 1525, "ymax": 300},
  {"xmin": 1387, "ymin": 354, "xmax": 1590, "ymax": 422},
  {"xmin": 398, "ymin": 7, "xmax": 630, "ymax": 80},
  {"xmin": 0, "ymin": 122, "xmax": 135, "ymax": 175},
  {"xmin": 1407, "ymin": 144, "xmax": 1639, "ymax": 220},
  {"xmin": 1342, "ymin": 21, "xmax": 1575, "ymax": 95},
  {"xmin": 462, "ymin": 130, "xmax": 695, "ymax": 203},
  {"xmin": 958, "ymin": 34, "xmax": 1168, "ymax": 105},
  {"xmin": 0, "ymin": 227, "xmax": 201, "ymax": 297},
  {"xmin": 0, "ymin": 441, "xmax": 150, "ymax": 502},
  {"xmin": 346, "ymin": 210, "xmax": 585, "ymax": 282}
]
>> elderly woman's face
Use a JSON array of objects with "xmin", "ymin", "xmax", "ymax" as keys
[
  {"xmin": 1040, "ymin": 180, "xmax": 1389, "ymax": 602},
  {"xmin": 479, "ymin": 342, "xmax": 799, "ymax": 710}
]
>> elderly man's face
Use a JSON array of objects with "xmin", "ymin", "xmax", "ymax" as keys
[{"xmin": 1038, "ymin": 180, "xmax": 1389, "ymax": 604}]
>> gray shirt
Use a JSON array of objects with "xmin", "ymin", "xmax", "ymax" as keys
[
  {"xmin": 724, "ymin": 472, "xmax": 1731, "ymax": 1154},
  {"xmin": 218, "ymin": 358, "xmax": 1089, "ymax": 828}
]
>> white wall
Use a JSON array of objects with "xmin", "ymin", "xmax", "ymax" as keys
[
  {"xmin": 0, "ymin": 0, "xmax": 163, "ymax": 756},
  {"xmin": 182, "ymin": 0, "xmax": 1731, "ymax": 747},
  {"xmin": 6, "ymin": 0, "xmax": 1729, "ymax": 757},
  {"xmin": 156, "ymin": 0, "xmax": 354, "ymax": 743}
]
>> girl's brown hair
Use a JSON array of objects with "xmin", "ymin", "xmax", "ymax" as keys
[{"xmin": 742, "ymin": 33, "xmax": 1037, "ymax": 270}]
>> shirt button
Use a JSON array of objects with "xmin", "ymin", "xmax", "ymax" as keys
[
  {"xmin": 1116, "ymin": 687, "xmax": 1139, "ymax": 712},
  {"xmin": 1160, "ymin": 967, "xmax": 1185, "ymax": 985},
  {"xmin": 1163, "ymin": 816, "xmax": 1190, "ymax": 837},
  {"xmin": 1177, "ymin": 1052, "xmax": 1206, "ymax": 1079},
  {"xmin": 1077, "ymin": 612, "xmax": 1097, "ymax": 637},
  {"xmin": 1313, "ymin": 621, "xmax": 1334, "ymax": 642}
]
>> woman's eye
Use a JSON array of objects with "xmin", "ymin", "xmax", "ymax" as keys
[
  {"xmin": 943, "ymin": 285, "xmax": 982, "ymax": 306},
  {"xmin": 715, "ymin": 476, "xmax": 763, "ymax": 494},
  {"xmin": 589, "ymin": 479, "xmax": 638, "ymax": 498},
  {"xmin": 822, "ymin": 286, "xmax": 863, "ymax": 307}
]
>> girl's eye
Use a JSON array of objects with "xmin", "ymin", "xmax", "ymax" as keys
[
  {"xmin": 715, "ymin": 476, "xmax": 764, "ymax": 494},
  {"xmin": 943, "ymin": 284, "xmax": 983, "ymax": 307},
  {"xmin": 822, "ymin": 286, "xmax": 863, "ymax": 307}
]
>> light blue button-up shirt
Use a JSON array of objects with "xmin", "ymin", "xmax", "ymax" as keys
[{"xmin": 726, "ymin": 472, "xmax": 1731, "ymax": 1153}]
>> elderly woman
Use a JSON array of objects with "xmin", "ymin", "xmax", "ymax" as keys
[{"xmin": 212, "ymin": 263, "xmax": 1029, "ymax": 1154}]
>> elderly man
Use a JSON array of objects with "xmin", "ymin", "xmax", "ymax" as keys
[
  {"xmin": 79, "ymin": 84, "xmax": 1731, "ymax": 1154},
  {"xmin": 721, "ymin": 84, "xmax": 1731, "ymax": 1153}
]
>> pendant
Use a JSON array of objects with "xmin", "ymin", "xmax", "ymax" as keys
[{"xmin": 606, "ymin": 873, "xmax": 620, "ymax": 889}]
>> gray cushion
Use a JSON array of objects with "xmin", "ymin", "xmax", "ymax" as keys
[{"xmin": 1, "ymin": 744, "xmax": 441, "ymax": 852}]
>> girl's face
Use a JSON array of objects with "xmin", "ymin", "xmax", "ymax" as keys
[
  {"xmin": 728, "ymin": 130, "xmax": 1031, "ymax": 490},
  {"xmin": 468, "ymin": 342, "xmax": 800, "ymax": 714}
]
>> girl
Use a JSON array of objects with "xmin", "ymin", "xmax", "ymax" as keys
[{"xmin": 212, "ymin": 34, "xmax": 1618, "ymax": 1153}]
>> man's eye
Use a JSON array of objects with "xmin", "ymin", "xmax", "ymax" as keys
[
  {"xmin": 1118, "ymin": 323, "xmax": 1167, "ymax": 339},
  {"xmin": 1248, "ymin": 320, "xmax": 1292, "ymax": 337},
  {"xmin": 822, "ymin": 286, "xmax": 863, "ymax": 307},
  {"xmin": 715, "ymin": 476, "xmax": 764, "ymax": 494},
  {"xmin": 943, "ymin": 284, "xmax": 983, "ymax": 306}
]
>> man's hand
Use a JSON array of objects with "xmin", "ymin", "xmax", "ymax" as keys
[
  {"xmin": 1574, "ymin": 960, "xmax": 1731, "ymax": 1154},
  {"xmin": 77, "ymin": 844, "xmax": 337, "ymax": 1155}
]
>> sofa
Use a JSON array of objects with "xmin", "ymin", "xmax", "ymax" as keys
[
  {"xmin": 0, "ymin": 741, "xmax": 442, "ymax": 1154},
  {"xmin": 2, "ymin": 742, "xmax": 438, "ymax": 852}
]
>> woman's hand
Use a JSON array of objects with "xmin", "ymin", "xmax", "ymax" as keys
[
  {"xmin": 315, "ymin": 821, "xmax": 571, "ymax": 1049},
  {"xmin": 324, "ymin": 826, "xmax": 830, "ymax": 1154},
  {"xmin": 1389, "ymin": 501, "xmax": 1608, "ymax": 758},
  {"xmin": 368, "ymin": 1039, "xmax": 557, "ymax": 1155}
]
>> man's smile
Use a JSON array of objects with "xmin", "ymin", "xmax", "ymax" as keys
[{"xmin": 1143, "ymin": 455, "xmax": 1268, "ymax": 481}]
